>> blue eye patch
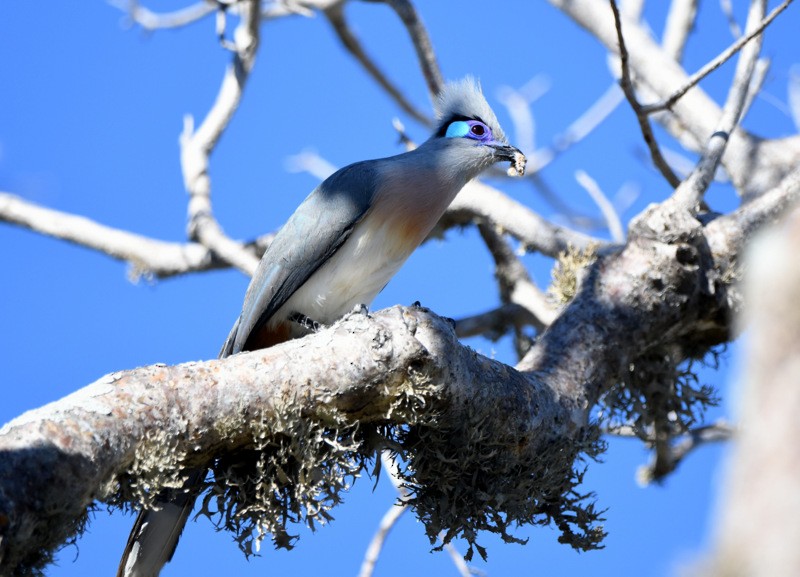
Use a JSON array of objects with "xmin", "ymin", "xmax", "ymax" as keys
[{"xmin": 445, "ymin": 120, "xmax": 470, "ymax": 138}]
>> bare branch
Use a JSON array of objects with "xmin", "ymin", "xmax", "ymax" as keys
[
  {"xmin": 547, "ymin": 0, "xmax": 800, "ymax": 197},
  {"xmin": 358, "ymin": 501, "xmax": 408, "ymax": 577},
  {"xmin": 325, "ymin": 3, "xmax": 432, "ymax": 126},
  {"xmin": 360, "ymin": 452, "xmax": 472, "ymax": 577},
  {"xmin": 642, "ymin": 0, "xmax": 793, "ymax": 114},
  {"xmin": 109, "ymin": 0, "xmax": 216, "ymax": 31},
  {"xmin": 496, "ymin": 78, "xmax": 551, "ymax": 156},
  {"xmin": 443, "ymin": 180, "xmax": 608, "ymax": 258},
  {"xmin": 0, "ymin": 192, "xmax": 265, "ymax": 279},
  {"xmin": 455, "ymin": 303, "xmax": 541, "ymax": 340},
  {"xmin": 477, "ymin": 221, "xmax": 558, "ymax": 329},
  {"xmin": 261, "ymin": 0, "xmax": 331, "ymax": 19},
  {"xmin": 182, "ymin": 0, "xmax": 262, "ymax": 276},
  {"xmin": 719, "ymin": 0, "xmax": 743, "ymax": 38},
  {"xmin": 604, "ymin": 420, "xmax": 735, "ymax": 483},
  {"xmin": 382, "ymin": 0, "xmax": 444, "ymax": 99},
  {"xmin": 539, "ymin": 83, "xmax": 625, "ymax": 173},
  {"xmin": 609, "ymin": 0, "xmax": 682, "ymax": 188},
  {"xmin": 644, "ymin": 421, "xmax": 735, "ymax": 483},
  {"xmin": 706, "ymin": 166, "xmax": 800, "ymax": 268},
  {"xmin": 670, "ymin": 0, "xmax": 765, "ymax": 209},
  {"xmin": 285, "ymin": 149, "xmax": 339, "ymax": 180},
  {"xmin": 574, "ymin": 170, "xmax": 626, "ymax": 242},
  {"xmin": 662, "ymin": 0, "xmax": 698, "ymax": 62}
]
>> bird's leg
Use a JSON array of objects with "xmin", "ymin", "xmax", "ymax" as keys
[
  {"xmin": 350, "ymin": 303, "xmax": 370, "ymax": 316},
  {"xmin": 288, "ymin": 312, "xmax": 323, "ymax": 333}
]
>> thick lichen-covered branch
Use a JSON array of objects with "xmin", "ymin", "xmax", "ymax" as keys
[{"xmin": 0, "ymin": 306, "xmax": 599, "ymax": 574}]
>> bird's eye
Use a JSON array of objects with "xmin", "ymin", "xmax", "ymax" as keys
[
  {"xmin": 465, "ymin": 120, "xmax": 492, "ymax": 142},
  {"xmin": 444, "ymin": 119, "xmax": 493, "ymax": 142}
]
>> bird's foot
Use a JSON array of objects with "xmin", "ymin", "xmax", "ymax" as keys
[
  {"xmin": 289, "ymin": 312, "xmax": 323, "ymax": 333},
  {"xmin": 351, "ymin": 303, "xmax": 370, "ymax": 316}
]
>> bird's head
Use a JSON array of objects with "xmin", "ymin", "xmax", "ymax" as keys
[{"xmin": 428, "ymin": 76, "xmax": 526, "ymax": 178}]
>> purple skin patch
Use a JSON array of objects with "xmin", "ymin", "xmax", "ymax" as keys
[{"xmin": 445, "ymin": 119, "xmax": 495, "ymax": 143}]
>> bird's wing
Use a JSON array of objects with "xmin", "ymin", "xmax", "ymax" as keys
[{"xmin": 220, "ymin": 161, "xmax": 379, "ymax": 357}]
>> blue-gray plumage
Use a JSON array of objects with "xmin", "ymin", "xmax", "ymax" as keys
[
  {"xmin": 119, "ymin": 76, "xmax": 525, "ymax": 577},
  {"xmin": 221, "ymin": 76, "xmax": 526, "ymax": 354}
]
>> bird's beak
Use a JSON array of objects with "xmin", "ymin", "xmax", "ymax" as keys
[{"xmin": 490, "ymin": 143, "xmax": 527, "ymax": 177}]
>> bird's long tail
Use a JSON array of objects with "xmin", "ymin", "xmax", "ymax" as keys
[{"xmin": 116, "ymin": 469, "xmax": 205, "ymax": 577}]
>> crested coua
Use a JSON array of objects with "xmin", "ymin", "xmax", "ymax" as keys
[{"xmin": 118, "ymin": 77, "xmax": 526, "ymax": 577}]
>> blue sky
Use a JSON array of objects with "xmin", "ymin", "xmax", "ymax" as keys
[{"xmin": 1, "ymin": 1, "xmax": 797, "ymax": 575}]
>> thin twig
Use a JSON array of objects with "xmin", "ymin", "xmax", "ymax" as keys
[
  {"xmin": 528, "ymin": 174, "xmax": 607, "ymax": 231},
  {"xmin": 324, "ymin": 4, "xmax": 432, "ymax": 126},
  {"xmin": 455, "ymin": 303, "xmax": 542, "ymax": 340},
  {"xmin": 642, "ymin": 0, "xmax": 793, "ymax": 114},
  {"xmin": 109, "ymin": 0, "xmax": 216, "ymax": 31},
  {"xmin": 358, "ymin": 501, "xmax": 409, "ymax": 577},
  {"xmin": 671, "ymin": 0, "xmax": 765, "ymax": 209},
  {"xmin": 662, "ymin": 0, "xmax": 698, "ymax": 62},
  {"xmin": 382, "ymin": 0, "xmax": 444, "ymax": 99},
  {"xmin": 181, "ymin": 0, "xmax": 262, "ymax": 276},
  {"xmin": 495, "ymin": 87, "xmax": 537, "ymax": 157},
  {"xmin": 446, "ymin": 180, "xmax": 607, "ymax": 256},
  {"xmin": 610, "ymin": 0, "xmax": 682, "ymax": 188},
  {"xmin": 545, "ymin": 83, "xmax": 625, "ymax": 170},
  {"xmin": 719, "ymin": 0, "xmax": 743, "ymax": 38},
  {"xmin": 284, "ymin": 149, "xmax": 338, "ymax": 180},
  {"xmin": 603, "ymin": 420, "xmax": 736, "ymax": 483},
  {"xmin": 363, "ymin": 452, "xmax": 473, "ymax": 577},
  {"xmin": 574, "ymin": 170, "xmax": 626, "ymax": 242},
  {"xmin": 477, "ymin": 222, "xmax": 558, "ymax": 333}
]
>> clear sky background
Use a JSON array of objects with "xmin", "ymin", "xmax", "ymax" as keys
[{"xmin": 1, "ymin": 1, "xmax": 798, "ymax": 576}]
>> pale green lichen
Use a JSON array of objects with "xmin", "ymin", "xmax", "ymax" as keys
[
  {"xmin": 116, "ymin": 425, "xmax": 190, "ymax": 510},
  {"xmin": 549, "ymin": 243, "xmax": 599, "ymax": 305},
  {"xmin": 199, "ymin": 401, "xmax": 368, "ymax": 555}
]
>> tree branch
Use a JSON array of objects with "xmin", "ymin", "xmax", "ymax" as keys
[
  {"xmin": 0, "ymin": 306, "xmax": 593, "ymax": 573},
  {"xmin": 325, "ymin": 3, "xmax": 433, "ymax": 126},
  {"xmin": 182, "ymin": 0, "xmax": 262, "ymax": 276},
  {"xmin": 477, "ymin": 221, "xmax": 557, "ymax": 327},
  {"xmin": 0, "ymin": 192, "xmax": 275, "ymax": 279},
  {"xmin": 548, "ymin": 0, "xmax": 800, "ymax": 197},
  {"xmin": 442, "ymin": 180, "xmax": 607, "ymax": 257},
  {"xmin": 109, "ymin": 0, "xmax": 216, "ymax": 31},
  {"xmin": 669, "ymin": 0, "xmax": 765, "ymax": 210},
  {"xmin": 381, "ymin": 0, "xmax": 443, "ymax": 99},
  {"xmin": 454, "ymin": 303, "xmax": 539, "ymax": 340},
  {"xmin": 574, "ymin": 170, "xmax": 626, "ymax": 242},
  {"xmin": 661, "ymin": 0, "xmax": 698, "ymax": 62},
  {"xmin": 642, "ymin": 0, "xmax": 793, "ymax": 114},
  {"xmin": 609, "ymin": 0, "xmax": 681, "ymax": 188}
]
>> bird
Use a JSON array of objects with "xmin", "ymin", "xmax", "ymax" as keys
[{"xmin": 118, "ymin": 76, "xmax": 525, "ymax": 577}]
